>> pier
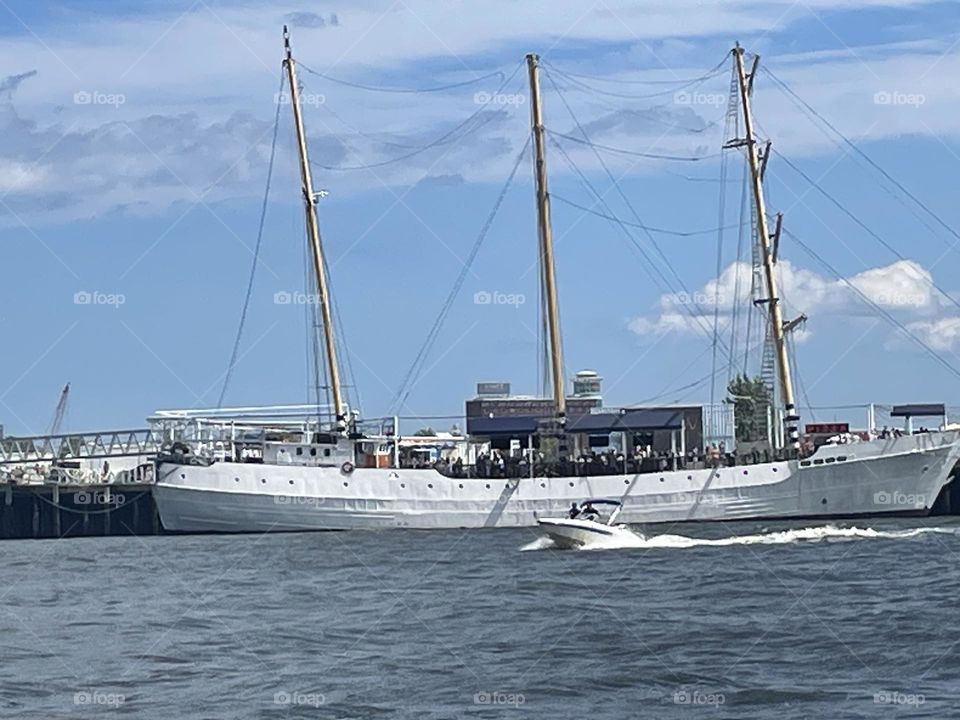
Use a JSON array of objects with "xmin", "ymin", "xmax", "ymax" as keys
[
  {"xmin": 0, "ymin": 483, "xmax": 158, "ymax": 539},
  {"xmin": 0, "ymin": 427, "xmax": 162, "ymax": 538}
]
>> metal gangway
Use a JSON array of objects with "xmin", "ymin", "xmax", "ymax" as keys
[
  {"xmin": 0, "ymin": 428, "xmax": 163, "ymax": 465},
  {"xmin": 0, "ymin": 404, "xmax": 390, "ymax": 466}
]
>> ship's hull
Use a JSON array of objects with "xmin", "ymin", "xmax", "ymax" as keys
[{"xmin": 153, "ymin": 432, "xmax": 960, "ymax": 533}]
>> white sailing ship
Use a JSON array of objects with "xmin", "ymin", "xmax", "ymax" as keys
[{"xmin": 153, "ymin": 35, "xmax": 960, "ymax": 533}]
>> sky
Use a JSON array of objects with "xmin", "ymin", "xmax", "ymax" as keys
[{"xmin": 2, "ymin": 0, "xmax": 960, "ymax": 436}]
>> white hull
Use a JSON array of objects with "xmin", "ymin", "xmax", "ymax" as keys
[
  {"xmin": 154, "ymin": 432, "xmax": 960, "ymax": 532},
  {"xmin": 536, "ymin": 518, "xmax": 632, "ymax": 549}
]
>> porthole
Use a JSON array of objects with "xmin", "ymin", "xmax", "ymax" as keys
[
  {"xmin": 813, "ymin": 459, "xmax": 824, "ymax": 465},
  {"xmin": 180, "ymin": 473, "xmax": 186, "ymax": 479},
  {"xmin": 821, "ymin": 498, "xmax": 827, "ymax": 505},
  {"xmin": 569, "ymin": 482, "xmax": 575, "ymax": 487},
  {"xmin": 687, "ymin": 475, "xmax": 692, "ymax": 480},
  {"xmin": 837, "ymin": 456, "xmax": 847, "ymax": 462},
  {"xmin": 800, "ymin": 460, "xmax": 811, "ymax": 467},
  {"xmin": 428, "ymin": 483, "xmax": 433, "ymax": 489},
  {"xmin": 485, "ymin": 484, "xmax": 491, "ymax": 489},
  {"xmin": 324, "ymin": 449, "xmax": 331, "ymax": 457},
  {"xmin": 624, "ymin": 479, "xmax": 629, "ymax": 485},
  {"xmin": 400, "ymin": 483, "xmax": 406, "ymax": 488},
  {"xmin": 234, "ymin": 477, "xmax": 240, "ymax": 483},
  {"xmin": 260, "ymin": 478, "xmax": 266, "ymax": 484},
  {"xmin": 659, "ymin": 477, "xmax": 665, "ymax": 483},
  {"xmin": 343, "ymin": 481, "xmax": 349, "ymax": 487},
  {"xmin": 540, "ymin": 482, "xmax": 546, "ymax": 488},
  {"xmin": 743, "ymin": 470, "xmax": 748, "ymax": 475},
  {"xmin": 310, "ymin": 448, "xmax": 317, "ymax": 457},
  {"xmin": 288, "ymin": 480, "xmax": 294, "ymax": 485},
  {"xmin": 772, "ymin": 467, "xmax": 778, "ymax": 473},
  {"xmin": 459, "ymin": 484, "xmax": 464, "ymax": 489},
  {"xmin": 296, "ymin": 448, "xmax": 303, "ymax": 456},
  {"xmin": 825, "ymin": 457, "xmax": 835, "ymax": 464}
]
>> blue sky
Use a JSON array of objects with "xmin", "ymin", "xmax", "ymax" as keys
[{"xmin": 2, "ymin": 0, "xmax": 960, "ymax": 435}]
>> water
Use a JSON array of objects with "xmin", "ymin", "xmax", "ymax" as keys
[{"xmin": 2, "ymin": 519, "xmax": 958, "ymax": 719}]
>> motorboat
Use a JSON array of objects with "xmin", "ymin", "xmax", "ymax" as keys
[{"xmin": 536, "ymin": 499, "xmax": 637, "ymax": 549}]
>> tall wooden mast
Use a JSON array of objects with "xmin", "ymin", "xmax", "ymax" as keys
[
  {"xmin": 526, "ymin": 53, "xmax": 566, "ymax": 418},
  {"xmin": 733, "ymin": 44, "xmax": 800, "ymax": 451},
  {"xmin": 284, "ymin": 26, "xmax": 346, "ymax": 431}
]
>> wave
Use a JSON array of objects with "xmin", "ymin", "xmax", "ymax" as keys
[{"xmin": 521, "ymin": 524, "xmax": 958, "ymax": 552}]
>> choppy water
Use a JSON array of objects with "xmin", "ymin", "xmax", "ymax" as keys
[{"xmin": 2, "ymin": 518, "xmax": 959, "ymax": 718}]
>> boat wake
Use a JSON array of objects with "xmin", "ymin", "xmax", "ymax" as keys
[{"xmin": 520, "ymin": 524, "xmax": 958, "ymax": 552}]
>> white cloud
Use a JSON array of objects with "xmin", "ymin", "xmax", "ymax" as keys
[
  {"xmin": 0, "ymin": 0, "xmax": 957, "ymax": 219},
  {"xmin": 629, "ymin": 258, "xmax": 957, "ymax": 346}
]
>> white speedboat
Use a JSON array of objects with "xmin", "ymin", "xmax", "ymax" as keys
[{"xmin": 537, "ymin": 500, "xmax": 637, "ymax": 549}]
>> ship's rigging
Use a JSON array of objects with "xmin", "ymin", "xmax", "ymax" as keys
[{"xmin": 216, "ymin": 37, "xmax": 960, "ymax": 449}]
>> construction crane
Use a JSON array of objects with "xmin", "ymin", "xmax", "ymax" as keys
[{"xmin": 47, "ymin": 383, "xmax": 70, "ymax": 436}]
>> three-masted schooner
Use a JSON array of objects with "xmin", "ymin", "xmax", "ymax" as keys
[{"xmin": 152, "ymin": 34, "xmax": 960, "ymax": 533}]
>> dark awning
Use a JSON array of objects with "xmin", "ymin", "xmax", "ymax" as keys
[
  {"xmin": 466, "ymin": 415, "xmax": 541, "ymax": 437},
  {"xmin": 466, "ymin": 408, "xmax": 683, "ymax": 438},
  {"xmin": 566, "ymin": 409, "xmax": 683, "ymax": 433},
  {"xmin": 891, "ymin": 403, "xmax": 945, "ymax": 418}
]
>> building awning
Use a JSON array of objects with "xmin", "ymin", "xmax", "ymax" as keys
[
  {"xmin": 891, "ymin": 403, "xmax": 945, "ymax": 418},
  {"xmin": 466, "ymin": 408, "xmax": 683, "ymax": 438},
  {"xmin": 567, "ymin": 409, "xmax": 684, "ymax": 433}
]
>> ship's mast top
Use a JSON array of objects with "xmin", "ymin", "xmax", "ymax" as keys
[
  {"xmin": 732, "ymin": 44, "xmax": 801, "ymax": 452},
  {"xmin": 283, "ymin": 26, "xmax": 346, "ymax": 431},
  {"xmin": 526, "ymin": 52, "xmax": 566, "ymax": 419}
]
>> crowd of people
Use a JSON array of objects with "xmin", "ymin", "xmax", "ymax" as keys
[{"xmin": 434, "ymin": 441, "xmax": 777, "ymax": 479}]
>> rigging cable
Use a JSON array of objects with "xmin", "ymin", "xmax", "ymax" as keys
[
  {"xmin": 543, "ymin": 56, "xmax": 729, "ymax": 100},
  {"xmin": 389, "ymin": 137, "xmax": 532, "ymax": 413},
  {"xmin": 550, "ymin": 195, "xmax": 738, "ymax": 236},
  {"xmin": 548, "ymin": 130, "xmax": 720, "ymax": 161},
  {"xmin": 772, "ymin": 148, "xmax": 960, "ymax": 318},
  {"xmin": 785, "ymin": 228, "xmax": 960, "ymax": 382},
  {"xmin": 727, "ymin": 163, "xmax": 750, "ymax": 377},
  {"xmin": 761, "ymin": 66, "xmax": 960, "ymax": 249},
  {"xmin": 217, "ymin": 69, "xmax": 285, "ymax": 408},
  {"xmin": 310, "ymin": 63, "xmax": 525, "ymax": 171},
  {"xmin": 543, "ymin": 68, "xmax": 733, "ymax": 356},
  {"xmin": 542, "ymin": 60, "xmax": 732, "ymax": 86},
  {"xmin": 299, "ymin": 63, "xmax": 507, "ymax": 94}
]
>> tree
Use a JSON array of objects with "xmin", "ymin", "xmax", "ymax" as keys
[
  {"xmin": 413, "ymin": 427, "xmax": 436, "ymax": 437},
  {"xmin": 727, "ymin": 374, "xmax": 772, "ymax": 443}
]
